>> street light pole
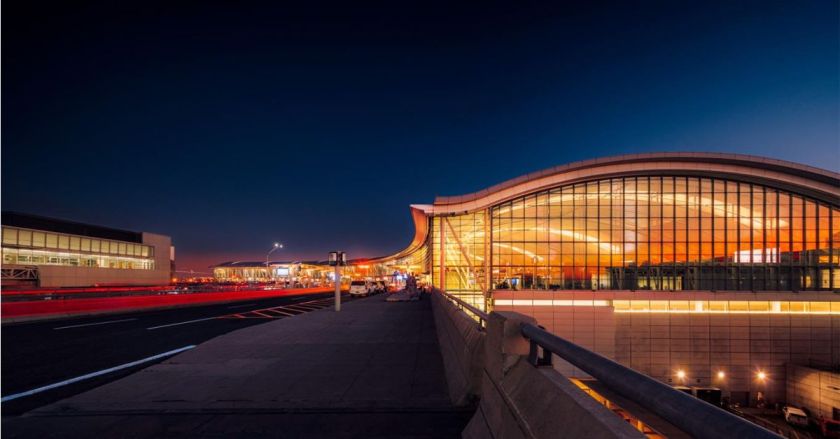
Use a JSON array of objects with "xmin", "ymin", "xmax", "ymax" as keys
[
  {"xmin": 266, "ymin": 242, "xmax": 283, "ymax": 282},
  {"xmin": 329, "ymin": 251, "xmax": 346, "ymax": 312}
]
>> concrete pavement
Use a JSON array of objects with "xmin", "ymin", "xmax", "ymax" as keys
[
  {"xmin": 4, "ymin": 294, "xmax": 473, "ymax": 438},
  {"xmin": 2, "ymin": 293, "xmax": 342, "ymax": 416}
]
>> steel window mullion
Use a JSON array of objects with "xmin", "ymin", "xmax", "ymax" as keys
[
  {"xmin": 761, "ymin": 186, "xmax": 767, "ymax": 291},
  {"xmin": 622, "ymin": 178, "xmax": 629, "ymax": 291},
  {"xmin": 750, "ymin": 184, "xmax": 755, "ymax": 292},
  {"xmin": 788, "ymin": 196, "xmax": 794, "ymax": 291},
  {"xmin": 735, "ymin": 182, "xmax": 741, "ymax": 290},
  {"xmin": 646, "ymin": 176, "xmax": 651, "ymax": 290},
  {"xmin": 673, "ymin": 177, "xmax": 677, "ymax": 291},
  {"xmin": 775, "ymin": 190, "xmax": 781, "ymax": 291},
  {"xmin": 828, "ymin": 206, "xmax": 840, "ymax": 290},
  {"xmin": 723, "ymin": 182, "xmax": 729, "ymax": 291},
  {"xmin": 815, "ymin": 201, "xmax": 820, "ymax": 290}
]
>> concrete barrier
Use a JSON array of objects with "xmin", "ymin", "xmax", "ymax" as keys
[
  {"xmin": 430, "ymin": 290, "xmax": 485, "ymax": 406},
  {"xmin": 431, "ymin": 293, "xmax": 644, "ymax": 438}
]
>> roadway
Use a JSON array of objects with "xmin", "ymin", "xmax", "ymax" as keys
[{"xmin": 1, "ymin": 291, "xmax": 353, "ymax": 416}]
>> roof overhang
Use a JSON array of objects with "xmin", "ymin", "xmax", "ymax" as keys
[{"xmin": 419, "ymin": 152, "xmax": 840, "ymax": 215}]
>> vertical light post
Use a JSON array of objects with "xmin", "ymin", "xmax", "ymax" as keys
[
  {"xmin": 266, "ymin": 243, "xmax": 283, "ymax": 282},
  {"xmin": 329, "ymin": 251, "xmax": 346, "ymax": 311}
]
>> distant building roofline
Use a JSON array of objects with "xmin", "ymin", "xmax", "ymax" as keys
[{"xmin": 1, "ymin": 211, "xmax": 145, "ymax": 243}]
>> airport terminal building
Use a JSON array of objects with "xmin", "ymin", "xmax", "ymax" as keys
[
  {"xmin": 1, "ymin": 212, "xmax": 173, "ymax": 288},
  {"xmin": 381, "ymin": 153, "xmax": 840, "ymax": 406}
]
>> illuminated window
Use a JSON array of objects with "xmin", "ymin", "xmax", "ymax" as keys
[
  {"xmin": 2, "ymin": 227, "xmax": 17, "ymax": 245},
  {"xmin": 810, "ymin": 302, "xmax": 830, "ymax": 313},
  {"xmin": 748, "ymin": 302, "xmax": 769, "ymax": 312},
  {"xmin": 708, "ymin": 301, "xmax": 727, "ymax": 312},
  {"xmin": 789, "ymin": 302, "xmax": 806, "ymax": 313},
  {"xmin": 650, "ymin": 300, "xmax": 669, "ymax": 311},
  {"xmin": 613, "ymin": 300, "xmax": 630, "ymax": 311},
  {"xmin": 669, "ymin": 301, "xmax": 690, "ymax": 311},
  {"xmin": 18, "ymin": 230, "xmax": 32, "ymax": 246},
  {"xmin": 729, "ymin": 302, "xmax": 749, "ymax": 312}
]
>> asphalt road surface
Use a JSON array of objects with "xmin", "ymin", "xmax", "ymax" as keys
[{"xmin": 1, "ymin": 291, "xmax": 354, "ymax": 416}]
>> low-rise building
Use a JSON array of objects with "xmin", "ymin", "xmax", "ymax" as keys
[{"xmin": 1, "ymin": 212, "xmax": 173, "ymax": 288}]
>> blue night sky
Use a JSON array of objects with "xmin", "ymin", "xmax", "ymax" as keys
[{"xmin": 3, "ymin": 1, "xmax": 838, "ymax": 272}]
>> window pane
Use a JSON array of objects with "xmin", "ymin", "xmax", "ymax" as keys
[
  {"xmin": 2, "ymin": 228, "xmax": 18, "ymax": 245},
  {"xmin": 18, "ymin": 230, "xmax": 32, "ymax": 246},
  {"xmin": 32, "ymin": 232, "xmax": 45, "ymax": 247}
]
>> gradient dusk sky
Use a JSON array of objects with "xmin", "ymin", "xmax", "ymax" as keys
[{"xmin": 3, "ymin": 1, "xmax": 838, "ymax": 272}]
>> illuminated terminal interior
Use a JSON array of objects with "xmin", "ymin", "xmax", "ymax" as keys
[
  {"xmin": 432, "ymin": 176, "xmax": 838, "ymax": 295},
  {"xmin": 212, "ymin": 261, "xmax": 335, "ymax": 285},
  {"xmin": 2, "ymin": 226, "xmax": 155, "ymax": 270}
]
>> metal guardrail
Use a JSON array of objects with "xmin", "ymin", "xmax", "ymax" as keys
[
  {"xmin": 520, "ymin": 322, "xmax": 782, "ymax": 439},
  {"xmin": 438, "ymin": 290, "xmax": 489, "ymax": 327}
]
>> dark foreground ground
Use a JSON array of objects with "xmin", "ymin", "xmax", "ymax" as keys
[
  {"xmin": 3, "ymin": 294, "xmax": 473, "ymax": 438},
  {"xmin": 2, "ymin": 291, "xmax": 343, "ymax": 415}
]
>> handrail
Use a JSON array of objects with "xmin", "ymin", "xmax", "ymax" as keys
[
  {"xmin": 438, "ymin": 290, "xmax": 490, "ymax": 324},
  {"xmin": 520, "ymin": 322, "xmax": 781, "ymax": 439}
]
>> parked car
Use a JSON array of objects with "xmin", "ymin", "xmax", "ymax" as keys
[
  {"xmin": 782, "ymin": 406, "xmax": 809, "ymax": 427},
  {"xmin": 819, "ymin": 417, "xmax": 840, "ymax": 438},
  {"xmin": 348, "ymin": 280, "xmax": 372, "ymax": 297}
]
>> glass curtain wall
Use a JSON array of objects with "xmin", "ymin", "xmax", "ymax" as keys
[
  {"xmin": 430, "ymin": 212, "xmax": 487, "ymax": 301},
  {"xmin": 488, "ymin": 176, "xmax": 839, "ymax": 291},
  {"xmin": 1, "ymin": 226, "xmax": 155, "ymax": 270}
]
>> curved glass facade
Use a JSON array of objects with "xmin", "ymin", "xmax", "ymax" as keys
[{"xmin": 432, "ymin": 176, "xmax": 840, "ymax": 292}]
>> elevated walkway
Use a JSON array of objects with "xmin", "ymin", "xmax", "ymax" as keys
[{"xmin": 3, "ymin": 295, "xmax": 473, "ymax": 438}]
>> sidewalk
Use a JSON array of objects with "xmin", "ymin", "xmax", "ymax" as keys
[{"xmin": 3, "ymin": 294, "xmax": 473, "ymax": 438}]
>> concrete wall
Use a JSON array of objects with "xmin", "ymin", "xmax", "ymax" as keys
[
  {"xmin": 37, "ymin": 233, "xmax": 171, "ymax": 287},
  {"xmin": 787, "ymin": 365, "xmax": 840, "ymax": 419},
  {"xmin": 493, "ymin": 290, "xmax": 840, "ymax": 406},
  {"xmin": 431, "ymin": 293, "xmax": 645, "ymax": 438},
  {"xmin": 430, "ymin": 290, "xmax": 485, "ymax": 406}
]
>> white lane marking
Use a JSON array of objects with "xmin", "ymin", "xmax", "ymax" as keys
[
  {"xmin": 54, "ymin": 318, "xmax": 138, "ymax": 330},
  {"xmin": 146, "ymin": 317, "xmax": 218, "ymax": 330},
  {"xmin": 226, "ymin": 303, "xmax": 257, "ymax": 309},
  {"xmin": 0, "ymin": 345, "xmax": 196, "ymax": 403}
]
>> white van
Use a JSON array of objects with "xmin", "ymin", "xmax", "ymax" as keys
[
  {"xmin": 783, "ymin": 406, "xmax": 809, "ymax": 427},
  {"xmin": 348, "ymin": 280, "xmax": 372, "ymax": 297}
]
